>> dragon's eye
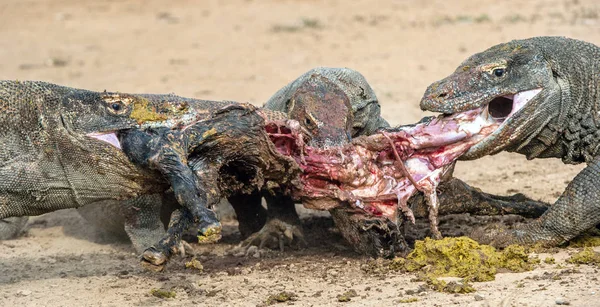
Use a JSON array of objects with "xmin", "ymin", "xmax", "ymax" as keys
[
  {"xmin": 305, "ymin": 117, "xmax": 312, "ymax": 125},
  {"xmin": 111, "ymin": 103, "xmax": 122, "ymax": 111},
  {"xmin": 493, "ymin": 68, "xmax": 505, "ymax": 77}
]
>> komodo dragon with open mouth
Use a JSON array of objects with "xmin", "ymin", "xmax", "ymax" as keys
[{"xmin": 420, "ymin": 36, "xmax": 600, "ymax": 247}]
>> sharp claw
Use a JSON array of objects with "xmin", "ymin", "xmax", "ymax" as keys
[
  {"xmin": 140, "ymin": 247, "xmax": 168, "ymax": 272},
  {"xmin": 240, "ymin": 219, "xmax": 304, "ymax": 252},
  {"xmin": 283, "ymin": 227, "xmax": 294, "ymax": 241},
  {"xmin": 279, "ymin": 234, "xmax": 285, "ymax": 252},
  {"xmin": 140, "ymin": 260, "xmax": 165, "ymax": 272},
  {"xmin": 294, "ymin": 230, "xmax": 307, "ymax": 247},
  {"xmin": 258, "ymin": 236, "xmax": 268, "ymax": 250},
  {"xmin": 179, "ymin": 241, "xmax": 196, "ymax": 257}
]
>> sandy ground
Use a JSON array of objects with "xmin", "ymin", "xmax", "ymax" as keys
[{"xmin": 1, "ymin": 0, "xmax": 600, "ymax": 306}]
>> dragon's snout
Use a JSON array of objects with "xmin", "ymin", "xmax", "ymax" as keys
[{"xmin": 420, "ymin": 80, "xmax": 455, "ymax": 112}]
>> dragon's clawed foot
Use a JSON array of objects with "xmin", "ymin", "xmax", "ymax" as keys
[
  {"xmin": 140, "ymin": 247, "xmax": 169, "ymax": 272},
  {"xmin": 140, "ymin": 241, "xmax": 196, "ymax": 272},
  {"xmin": 241, "ymin": 218, "xmax": 306, "ymax": 252}
]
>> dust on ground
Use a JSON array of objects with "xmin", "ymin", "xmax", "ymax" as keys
[{"xmin": 1, "ymin": 0, "xmax": 600, "ymax": 306}]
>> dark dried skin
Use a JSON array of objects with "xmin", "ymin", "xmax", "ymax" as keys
[
  {"xmin": 119, "ymin": 103, "xmax": 301, "ymax": 269},
  {"xmin": 420, "ymin": 36, "xmax": 600, "ymax": 247}
]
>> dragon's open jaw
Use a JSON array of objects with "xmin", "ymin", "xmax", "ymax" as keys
[
  {"xmin": 458, "ymin": 88, "xmax": 542, "ymax": 157},
  {"xmin": 487, "ymin": 88, "xmax": 542, "ymax": 122}
]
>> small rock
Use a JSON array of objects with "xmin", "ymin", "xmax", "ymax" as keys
[
  {"xmin": 418, "ymin": 291, "xmax": 428, "ymax": 296},
  {"xmin": 246, "ymin": 246, "xmax": 258, "ymax": 256},
  {"xmin": 474, "ymin": 294, "xmax": 485, "ymax": 301},
  {"xmin": 241, "ymin": 268, "xmax": 251, "ymax": 275},
  {"xmin": 555, "ymin": 298, "xmax": 570, "ymax": 305},
  {"xmin": 16, "ymin": 290, "xmax": 31, "ymax": 297}
]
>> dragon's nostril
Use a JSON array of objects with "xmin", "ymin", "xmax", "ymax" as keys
[{"xmin": 437, "ymin": 93, "xmax": 447, "ymax": 98}]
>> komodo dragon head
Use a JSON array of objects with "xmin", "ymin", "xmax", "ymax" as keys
[
  {"xmin": 419, "ymin": 36, "xmax": 578, "ymax": 160},
  {"xmin": 65, "ymin": 91, "xmax": 206, "ymax": 149},
  {"xmin": 285, "ymin": 74, "xmax": 354, "ymax": 148}
]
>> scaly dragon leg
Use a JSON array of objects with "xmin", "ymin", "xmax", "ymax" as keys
[{"xmin": 471, "ymin": 158, "xmax": 600, "ymax": 247}]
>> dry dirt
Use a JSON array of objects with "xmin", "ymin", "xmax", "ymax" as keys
[{"xmin": 1, "ymin": 0, "xmax": 600, "ymax": 306}]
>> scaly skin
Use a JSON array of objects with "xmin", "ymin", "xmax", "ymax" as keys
[
  {"xmin": 420, "ymin": 36, "xmax": 600, "ymax": 247},
  {"xmin": 0, "ymin": 81, "xmax": 225, "ymax": 265}
]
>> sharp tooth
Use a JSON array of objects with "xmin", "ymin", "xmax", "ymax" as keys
[{"xmin": 480, "ymin": 106, "xmax": 489, "ymax": 119}]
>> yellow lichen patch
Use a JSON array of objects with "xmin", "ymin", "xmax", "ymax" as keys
[
  {"xmin": 403, "ymin": 237, "xmax": 499, "ymax": 282},
  {"xmin": 461, "ymin": 65, "xmax": 470, "ymax": 71},
  {"xmin": 402, "ymin": 237, "xmax": 539, "ymax": 282},
  {"xmin": 130, "ymin": 98, "xmax": 168, "ymax": 124},
  {"xmin": 185, "ymin": 258, "xmax": 204, "ymax": 271},
  {"xmin": 150, "ymin": 288, "xmax": 176, "ymax": 299},
  {"xmin": 567, "ymin": 247, "xmax": 600, "ymax": 265},
  {"xmin": 197, "ymin": 225, "xmax": 222, "ymax": 244},
  {"xmin": 544, "ymin": 257, "xmax": 556, "ymax": 264},
  {"xmin": 425, "ymin": 277, "xmax": 476, "ymax": 294},
  {"xmin": 498, "ymin": 244, "xmax": 539, "ymax": 272},
  {"xmin": 397, "ymin": 297, "xmax": 419, "ymax": 303},
  {"xmin": 336, "ymin": 290, "xmax": 358, "ymax": 302},
  {"xmin": 569, "ymin": 235, "xmax": 600, "ymax": 248},
  {"xmin": 264, "ymin": 291, "xmax": 297, "ymax": 305}
]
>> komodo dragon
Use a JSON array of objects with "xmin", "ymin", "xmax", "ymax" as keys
[
  {"xmin": 0, "ymin": 81, "xmax": 223, "ymax": 252},
  {"xmin": 420, "ymin": 36, "xmax": 600, "ymax": 247}
]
